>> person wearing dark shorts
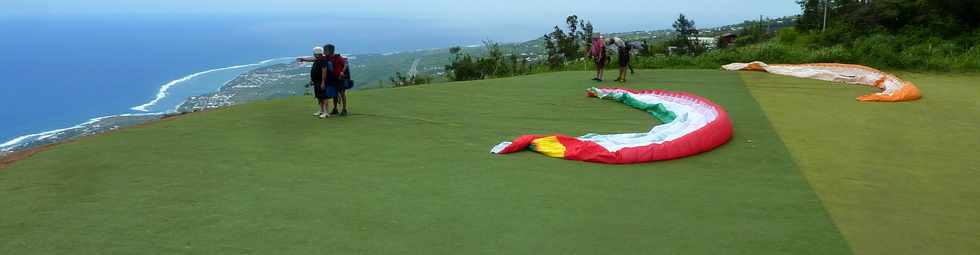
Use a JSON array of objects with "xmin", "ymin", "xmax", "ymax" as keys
[
  {"xmin": 298, "ymin": 46, "xmax": 334, "ymax": 118},
  {"xmin": 298, "ymin": 44, "xmax": 349, "ymax": 118},
  {"xmin": 618, "ymin": 46, "xmax": 630, "ymax": 68},
  {"xmin": 335, "ymin": 67, "xmax": 351, "ymax": 115},
  {"xmin": 322, "ymin": 44, "xmax": 348, "ymax": 116},
  {"xmin": 618, "ymin": 44, "xmax": 631, "ymax": 81},
  {"xmin": 609, "ymin": 37, "xmax": 630, "ymax": 83}
]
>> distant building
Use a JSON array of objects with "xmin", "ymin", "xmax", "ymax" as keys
[
  {"xmin": 692, "ymin": 37, "xmax": 718, "ymax": 50},
  {"xmin": 718, "ymin": 33, "xmax": 738, "ymax": 49},
  {"xmin": 666, "ymin": 35, "xmax": 734, "ymax": 55}
]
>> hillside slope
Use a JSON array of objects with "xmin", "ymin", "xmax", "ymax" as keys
[{"xmin": 0, "ymin": 70, "xmax": 850, "ymax": 254}]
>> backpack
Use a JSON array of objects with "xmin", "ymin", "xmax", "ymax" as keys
[
  {"xmin": 325, "ymin": 60, "xmax": 335, "ymax": 78},
  {"xmin": 343, "ymin": 59, "xmax": 354, "ymax": 89}
]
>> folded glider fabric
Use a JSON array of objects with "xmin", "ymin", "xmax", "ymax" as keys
[
  {"xmin": 722, "ymin": 61, "xmax": 921, "ymax": 102},
  {"xmin": 491, "ymin": 87, "xmax": 733, "ymax": 164}
]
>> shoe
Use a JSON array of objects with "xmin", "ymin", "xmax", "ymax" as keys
[
  {"xmin": 330, "ymin": 109, "xmax": 339, "ymax": 115},
  {"xmin": 596, "ymin": 79, "xmax": 603, "ymax": 82},
  {"xmin": 318, "ymin": 113, "xmax": 330, "ymax": 119},
  {"xmin": 340, "ymin": 110, "xmax": 349, "ymax": 116},
  {"xmin": 313, "ymin": 111, "xmax": 323, "ymax": 116},
  {"xmin": 592, "ymin": 77, "xmax": 600, "ymax": 81}
]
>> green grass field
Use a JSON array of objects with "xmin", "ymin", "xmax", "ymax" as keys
[
  {"xmin": 741, "ymin": 71, "xmax": 980, "ymax": 254},
  {"xmin": 1, "ymin": 70, "xmax": 976, "ymax": 254}
]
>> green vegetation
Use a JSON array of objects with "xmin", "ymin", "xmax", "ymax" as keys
[
  {"xmin": 542, "ymin": 15, "xmax": 594, "ymax": 69},
  {"xmin": 631, "ymin": 0, "xmax": 980, "ymax": 71},
  {"xmin": 379, "ymin": 1, "xmax": 978, "ymax": 89},
  {"xmin": 388, "ymin": 72, "xmax": 433, "ymax": 87},
  {"xmin": 346, "ymin": 51, "xmax": 451, "ymax": 89},
  {"xmin": 439, "ymin": 15, "xmax": 603, "ymax": 84},
  {"xmin": 444, "ymin": 42, "xmax": 534, "ymax": 82},
  {"xmin": 669, "ymin": 14, "xmax": 705, "ymax": 54},
  {"xmin": 2, "ymin": 70, "xmax": 854, "ymax": 254},
  {"xmin": 632, "ymin": 39, "xmax": 979, "ymax": 71}
]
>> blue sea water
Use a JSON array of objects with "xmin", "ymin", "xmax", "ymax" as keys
[{"xmin": 0, "ymin": 14, "xmax": 530, "ymax": 148}]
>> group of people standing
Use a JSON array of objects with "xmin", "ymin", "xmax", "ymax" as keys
[
  {"xmin": 297, "ymin": 37, "xmax": 633, "ymax": 119},
  {"xmin": 297, "ymin": 44, "xmax": 351, "ymax": 119},
  {"xmin": 590, "ymin": 33, "xmax": 636, "ymax": 83}
]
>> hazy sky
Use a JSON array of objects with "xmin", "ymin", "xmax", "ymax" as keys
[{"xmin": 3, "ymin": 0, "xmax": 801, "ymax": 31}]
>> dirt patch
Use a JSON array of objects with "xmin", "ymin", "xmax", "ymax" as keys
[
  {"xmin": 0, "ymin": 111, "xmax": 199, "ymax": 171},
  {"xmin": 0, "ymin": 143, "xmax": 58, "ymax": 170}
]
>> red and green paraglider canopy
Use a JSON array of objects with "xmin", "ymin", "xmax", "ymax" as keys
[{"xmin": 492, "ymin": 87, "xmax": 733, "ymax": 164}]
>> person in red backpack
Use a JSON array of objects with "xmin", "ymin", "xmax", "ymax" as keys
[
  {"xmin": 334, "ymin": 53, "xmax": 353, "ymax": 117},
  {"xmin": 322, "ymin": 44, "xmax": 349, "ymax": 116}
]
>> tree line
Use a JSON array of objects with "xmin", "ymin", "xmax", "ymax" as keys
[
  {"xmin": 636, "ymin": 0, "xmax": 980, "ymax": 71},
  {"xmin": 427, "ymin": 1, "xmax": 980, "ymax": 85},
  {"xmin": 797, "ymin": 0, "xmax": 979, "ymax": 38}
]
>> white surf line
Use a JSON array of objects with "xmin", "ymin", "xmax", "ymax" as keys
[
  {"xmin": 0, "ymin": 112, "xmax": 165, "ymax": 151},
  {"xmin": 164, "ymin": 56, "xmax": 315, "ymax": 113},
  {"xmin": 1, "ymin": 55, "xmax": 327, "ymax": 152},
  {"xmin": 130, "ymin": 57, "xmax": 296, "ymax": 112}
]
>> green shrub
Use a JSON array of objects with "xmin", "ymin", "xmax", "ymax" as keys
[
  {"xmin": 851, "ymin": 35, "xmax": 902, "ymax": 68},
  {"xmin": 950, "ymin": 46, "xmax": 980, "ymax": 70},
  {"xmin": 776, "ymin": 28, "xmax": 801, "ymax": 45}
]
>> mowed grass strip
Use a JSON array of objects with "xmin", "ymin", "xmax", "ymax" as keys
[
  {"xmin": 1, "ymin": 70, "xmax": 849, "ymax": 254},
  {"xmin": 740, "ymin": 71, "xmax": 980, "ymax": 255}
]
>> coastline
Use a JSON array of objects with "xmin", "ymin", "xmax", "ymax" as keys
[
  {"xmin": 0, "ymin": 37, "xmax": 547, "ymax": 157},
  {"xmin": 2, "ymin": 54, "xmax": 357, "ymax": 156},
  {"xmin": 0, "ymin": 57, "xmax": 297, "ymax": 156},
  {"xmin": 0, "ymin": 111, "xmax": 194, "ymax": 170},
  {"xmin": 0, "ymin": 113, "xmax": 169, "ymax": 156},
  {"xmin": 129, "ymin": 57, "xmax": 295, "ymax": 112}
]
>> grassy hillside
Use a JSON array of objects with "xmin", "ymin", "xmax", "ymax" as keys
[
  {"xmin": 742, "ymin": 72, "xmax": 980, "ymax": 254},
  {"xmin": 1, "ymin": 70, "xmax": 977, "ymax": 254}
]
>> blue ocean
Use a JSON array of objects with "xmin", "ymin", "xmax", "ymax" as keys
[{"xmin": 0, "ymin": 14, "xmax": 531, "ymax": 147}]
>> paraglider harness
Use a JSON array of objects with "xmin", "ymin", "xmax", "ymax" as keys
[{"xmin": 342, "ymin": 59, "xmax": 354, "ymax": 90}]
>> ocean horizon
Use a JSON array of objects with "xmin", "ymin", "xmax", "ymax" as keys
[{"xmin": 0, "ymin": 14, "xmax": 537, "ymax": 150}]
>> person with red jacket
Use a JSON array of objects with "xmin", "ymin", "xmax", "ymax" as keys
[
  {"xmin": 322, "ymin": 44, "xmax": 348, "ymax": 116},
  {"xmin": 590, "ymin": 34, "xmax": 607, "ymax": 82}
]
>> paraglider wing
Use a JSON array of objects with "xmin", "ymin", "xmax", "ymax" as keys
[
  {"xmin": 492, "ymin": 87, "xmax": 733, "ymax": 164},
  {"xmin": 722, "ymin": 62, "xmax": 921, "ymax": 102}
]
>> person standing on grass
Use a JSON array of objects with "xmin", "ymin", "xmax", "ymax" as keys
[
  {"xmin": 608, "ymin": 36, "xmax": 630, "ymax": 83},
  {"xmin": 297, "ymin": 46, "xmax": 332, "ymax": 118},
  {"xmin": 590, "ymin": 33, "xmax": 607, "ymax": 82},
  {"xmin": 333, "ymin": 50, "xmax": 352, "ymax": 116},
  {"xmin": 297, "ymin": 44, "xmax": 348, "ymax": 118},
  {"xmin": 626, "ymin": 40, "xmax": 645, "ymax": 75},
  {"xmin": 320, "ymin": 44, "xmax": 348, "ymax": 116}
]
